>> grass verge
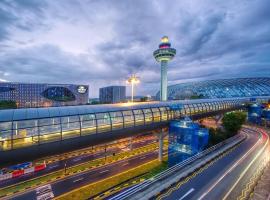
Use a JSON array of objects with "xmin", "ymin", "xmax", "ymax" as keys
[
  {"xmin": 55, "ymin": 158, "xmax": 167, "ymax": 200},
  {"xmin": 0, "ymin": 143, "xmax": 162, "ymax": 197}
]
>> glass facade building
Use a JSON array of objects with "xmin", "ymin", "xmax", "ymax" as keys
[
  {"xmin": 248, "ymin": 104, "xmax": 263, "ymax": 124},
  {"xmin": 0, "ymin": 97, "xmax": 268, "ymax": 152},
  {"xmin": 99, "ymin": 86, "xmax": 126, "ymax": 104},
  {"xmin": 0, "ymin": 82, "xmax": 89, "ymax": 108},
  {"xmin": 168, "ymin": 117, "xmax": 209, "ymax": 167},
  {"xmin": 157, "ymin": 77, "xmax": 270, "ymax": 100}
]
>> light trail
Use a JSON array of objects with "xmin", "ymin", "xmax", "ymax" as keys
[
  {"xmin": 178, "ymin": 188, "xmax": 195, "ymax": 200},
  {"xmin": 198, "ymin": 131, "xmax": 262, "ymax": 200},
  {"xmin": 222, "ymin": 128, "xmax": 269, "ymax": 200}
]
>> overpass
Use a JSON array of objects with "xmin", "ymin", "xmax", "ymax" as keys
[{"xmin": 0, "ymin": 96, "xmax": 268, "ymax": 162}]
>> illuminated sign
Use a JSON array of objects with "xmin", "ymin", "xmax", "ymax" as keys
[{"xmin": 77, "ymin": 86, "xmax": 87, "ymax": 94}]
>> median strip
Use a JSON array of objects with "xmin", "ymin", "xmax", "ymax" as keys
[{"xmin": 0, "ymin": 142, "xmax": 165, "ymax": 198}]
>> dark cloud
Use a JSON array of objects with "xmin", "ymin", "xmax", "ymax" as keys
[{"xmin": 0, "ymin": 0, "xmax": 269, "ymax": 97}]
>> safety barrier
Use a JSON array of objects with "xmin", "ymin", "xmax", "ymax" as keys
[{"xmin": 110, "ymin": 132, "xmax": 246, "ymax": 200}]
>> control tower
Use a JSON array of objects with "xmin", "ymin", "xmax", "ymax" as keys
[{"xmin": 153, "ymin": 36, "xmax": 176, "ymax": 101}]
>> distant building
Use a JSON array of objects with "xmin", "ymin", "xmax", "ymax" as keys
[
  {"xmin": 99, "ymin": 86, "xmax": 126, "ymax": 104},
  {"xmin": 0, "ymin": 82, "xmax": 89, "ymax": 108}
]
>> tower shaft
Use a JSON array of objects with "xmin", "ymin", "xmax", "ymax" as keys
[
  {"xmin": 160, "ymin": 60, "xmax": 168, "ymax": 101},
  {"xmin": 153, "ymin": 36, "xmax": 176, "ymax": 101}
]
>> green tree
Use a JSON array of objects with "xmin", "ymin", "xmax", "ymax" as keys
[
  {"xmin": 222, "ymin": 111, "xmax": 247, "ymax": 136},
  {"xmin": 0, "ymin": 100, "xmax": 17, "ymax": 109}
]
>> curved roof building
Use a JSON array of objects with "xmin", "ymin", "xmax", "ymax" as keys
[{"xmin": 157, "ymin": 77, "xmax": 270, "ymax": 100}]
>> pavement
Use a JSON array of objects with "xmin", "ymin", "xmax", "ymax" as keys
[{"xmin": 157, "ymin": 126, "xmax": 269, "ymax": 200}]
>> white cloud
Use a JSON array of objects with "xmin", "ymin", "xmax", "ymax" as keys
[{"xmin": 0, "ymin": 0, "xmax": 269, "ymax": 97}]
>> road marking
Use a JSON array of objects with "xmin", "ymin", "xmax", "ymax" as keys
[
  {"xmin": 36, "ymin": 191, "xmax": 54, "ymax": 200},
  {"xmin": 100, "ymin": 169, "xmax": 109, "ymax": 174},
  {"xmin": 122, "ymin": 163, "xmax": 129, "ymax": 166},
  {"xmin": 157, "ymin": 136, "xmax": 243, "ymax": 200},
  {"xmin": 73, "ymin": 157, "xmax": 82, "ymax": 162},
  {"xmin": 222, "ymin": 129, "xmax": 269, "ymax": 200},
  {"xmin": 49, "ymin": 165, "xmax": 59, "ymax": 169},
  {"xmin": 73, "ymin": 177, "xmax": 84, "ymax": 183},
  {"xmin": 178, "ymin": 188, "xmax": 195, "ymax": 200},
  {"xmin": 198, "ymin": 131, "xmax": 261, "ymax": 200},
  {"xmin": 140, "ymin": 156, "xmax": 146, "ymax": 160}
]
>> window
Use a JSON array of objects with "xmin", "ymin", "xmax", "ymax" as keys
[
  {"xmin": 122, "ymin": 110, "xmax": 134, "ymax": 128},
  {"xmin": 96, "ymin": 113, "xmax": 111, "ymax": 133},
  {"xmin": 159, "ymin": 107, "xmax": 168, "ymax": 121},
  {"xmin": 80, "ymin": 114, "xmax": 96, "ymax": 135},
  {"xmin": 151, "ymin": 108, "xmax": 161, "ymax": 122},
  {"xmin": 39, "ymin": 118, "xmax": 61, "ymax": 144},
  {"xmin": 133, "ymin": 110, "xmax": 144, "ymax": 126},
  {"xmin": 61, "ymin": 116, "xmax": 80, "ymax": 139},
  {"xmin": 143, "ymin": 109, "xmax": 153, "ymax": 124},
  {"xmin": 12, "ymin": 120, "xmax": 39, "ymax": 149},
  {"xmin": 110, "ymin": 112, "xmax": 124, "ymax": 130},
  {"xmin": 0, "ymin": 122, "xmax": 12, "ymax": 151}
]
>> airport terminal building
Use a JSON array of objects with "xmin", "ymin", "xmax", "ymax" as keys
[
  {"xmin": 0, "ymin": 82, "xmax": 89, "ymax": 108},
  {"xmin": 156, "ymin": 77, "xmax": 270, "ymax": 100}
]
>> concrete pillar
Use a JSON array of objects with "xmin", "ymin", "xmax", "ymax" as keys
[{"xmin": 158, "ymin": 130, "xmax": 163, "ymax": 162}]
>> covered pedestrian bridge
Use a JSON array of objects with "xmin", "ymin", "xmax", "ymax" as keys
[{"xmin": 0, "ymin": 97, "xmax": 268, "ymax": 162}]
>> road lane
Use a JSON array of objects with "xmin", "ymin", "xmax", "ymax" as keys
[
  {"xmin": 160, "ymin": 127, "xmax": 268, "ymax": 200},
  {"xmin": 0, "ymin": 136, "xmax": 156, "ymax": 188},
  {"xmin": 10, "ymin": 150, "xmax": 160, "ymax": 200}
]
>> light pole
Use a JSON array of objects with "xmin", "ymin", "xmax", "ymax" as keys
[{"xmin": 127, "ymin": 74, "xmax": 140, "ymax": 102}]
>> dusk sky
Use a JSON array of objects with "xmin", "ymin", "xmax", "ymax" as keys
[{"xmin": 0, "ymin": 0, "xmax": 269, "ymax": 97}]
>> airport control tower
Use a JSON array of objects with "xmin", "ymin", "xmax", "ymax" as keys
[{"xmin": 153, "ymin": 36, "xmax": 176, "ymax": 101}]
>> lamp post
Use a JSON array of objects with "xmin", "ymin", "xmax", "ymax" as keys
[{"xmin": 127, "ymin": 74, "xmax": 140, "ymax": 102}]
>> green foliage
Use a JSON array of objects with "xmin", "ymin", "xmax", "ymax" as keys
[
  {"xmin": 208, "ymin": 111, "xmax": 246, "ymax": 146},
  {"xmin": 0, "ymin": 100, "xmax": 17, "ymax": 109},
  {"xmin": 222, "ymin": 111, "xmax": 247, "ymax": 136},
  {"xmin": 140, "ymin": 97, "xmax": 148, "ymax": 102},
  {"xmin": 144, "ymin": 161, "xmax": 168, "ymax": 178},
  {"xmin": 190, "ymin": 94, "xmax": 204, "ymax": 99},
  {"xmin": 208, "ymin": 128, "xmax": 227, "ymax": 146},
  {"xmin": 90, "ymin": 100, "xmax": 100, "ymax": 105}
]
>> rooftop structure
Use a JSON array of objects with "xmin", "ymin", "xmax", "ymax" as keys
[{"xmin": 157, "ymin": 77, "xmax": 270, "ymax": 100}]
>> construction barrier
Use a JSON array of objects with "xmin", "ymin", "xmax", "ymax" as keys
[{"xmin": 0, "ymin": 163, "xmax": 46, "ymax": 181}]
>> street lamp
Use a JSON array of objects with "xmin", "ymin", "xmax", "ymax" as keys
[{"xmin": 126, "ymin": 74, "xmax": 140, "ymax": 102}]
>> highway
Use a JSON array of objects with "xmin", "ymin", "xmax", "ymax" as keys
[
  {"xmin": 157, "ymin": 126, "xmax": 269, "ymax": 200},
  {"xmin": 0, "ymin": 135, "xmax": 157, "ymax": 188},
  {"xmin": 11, "ymin": 149, "xmax": 161, "ymax": 200}
]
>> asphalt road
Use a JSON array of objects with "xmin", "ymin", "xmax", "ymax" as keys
[
  {"xmin": 160, "ymin": 127, "xmax": 269, "ymax": 200},
  {"xmin": 0, "ymin": 136, "xmax": 156, "ymax": 188},
  {"xmin": 11, "ymin": 149, "xmax": 159, "ymax": 200}
]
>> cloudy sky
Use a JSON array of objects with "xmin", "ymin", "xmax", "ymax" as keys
[{"xmin": 0, "ymin": 0, "xmax": 269, "ymax": 97}]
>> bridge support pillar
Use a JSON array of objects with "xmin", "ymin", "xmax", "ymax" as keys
[{"xmin": 158, "ymin": 130, "xmax": 163, "ymax": 162}]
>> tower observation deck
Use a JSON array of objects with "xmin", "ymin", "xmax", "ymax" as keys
[{"xmin": 153, "ymin": 36, "xmax": 176, "ymax": 101}]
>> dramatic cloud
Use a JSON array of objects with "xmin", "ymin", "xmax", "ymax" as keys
[{"xmin": 0, "ymin": 0, "xmax": 269, "ymax": 97}]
